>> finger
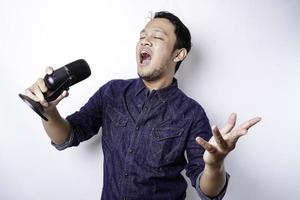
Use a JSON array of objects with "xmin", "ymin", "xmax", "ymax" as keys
[
  {"xmin": 52, "ymin": 90, "xmax": 69, "ymax": 104},
  {"xmin": 238, "ymin": 117, "xmax": 261, "ymax": 131},
  {"xmin": 24, "ymin": 87, "xmax": 40, "ymax": 102},
  {"xmin": 45, "ymin": 66, "xmax": 54, "ymax": 75},
  {"xmin": 228, "ymin": 129, "xmax": 248, "ymax": 146},
  {"xmin": 63, "ymin": 90, "xmax": 69, "ymax": 98},
  {"xmin": 212, "ymin": 125, "xmax": 228, "ymax": 149},
  {"xmin": 220, "ymin": 112, "xmax": 237, "ymax": 134},
  {"xmin": 37, "ymin": 78, "xmax": 48, "ymax": 93},
  {"xmin": 31, "ymin": 83, "xmax": 47, "ymax": 106},
  {"xmin": 196, "ymin": 137, "xmax": 217, "ymax": 153}
]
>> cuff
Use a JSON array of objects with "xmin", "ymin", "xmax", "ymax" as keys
[
  {"xmin": 51, "ymin": 129, "xmax": 74, "ymax": 151},
  {"xmin": 195, "ymin": 171, "xmax": 230, "ymax": 200}
]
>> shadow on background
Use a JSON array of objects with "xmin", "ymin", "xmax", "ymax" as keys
[
  {"xmin": 176, "ymin": 43, "xmax": 204, "ymax": 92},
  {"xmin": 84, "ymin": 129, "xmax": 102, "ymax": 153}
]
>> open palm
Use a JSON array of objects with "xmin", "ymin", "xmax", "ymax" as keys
[{"xmin": 196, "ymin": 113, "xmax": 261, "ymax": 166}]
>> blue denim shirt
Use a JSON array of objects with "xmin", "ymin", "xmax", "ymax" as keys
[{"xmin": 52, "ymin": 78, "xmax": 229, "ymax": 200}]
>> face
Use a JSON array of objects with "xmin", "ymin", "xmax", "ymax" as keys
[{"xmin": 136, "ymin": 18, "xmax": 178, "ymax": 82}]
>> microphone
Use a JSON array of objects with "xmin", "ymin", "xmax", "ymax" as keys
[{"xmin": 19, "ymin": 59, "xmax": 91, "ymax": 121}]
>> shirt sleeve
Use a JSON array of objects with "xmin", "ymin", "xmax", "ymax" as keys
[
  {"xmin": 51, "ymin": 126, "xmax": 75, "ymax": 151},
  {"xmin": 185, "ymin": 107, "xmax": 229, "ymax": 200},
  {"xmin": 195, "ymin": 171, "xmax": 230, "ymax": 200},
  {"xmin": 51, "ymin": 85, "xmax": 105, "ymax": 150}
]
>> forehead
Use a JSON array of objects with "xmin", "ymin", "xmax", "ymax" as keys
[{"xmin": 141, "ymin": 18, "xmax": 175, "ymax": 35}]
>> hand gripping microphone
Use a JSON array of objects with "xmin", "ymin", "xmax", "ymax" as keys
[{"xmin": 19, "ymin": 59, "xmax": 91, "ymax": 121}]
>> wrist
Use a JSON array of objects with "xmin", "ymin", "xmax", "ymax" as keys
[
  {"xmin": 203, "ymin": 162, "xmax": 226, "ymax": 183},
  {"xmin": 43, "ymin": 106, "xmax": 60, "ymax": 121},
  {"xmin": 205, "ymin": 160, "xmax": 225, "ymax": 171}
]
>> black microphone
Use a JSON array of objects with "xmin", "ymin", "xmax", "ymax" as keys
[{"xmin": 19, "ymin": 59, "xmax": 91, "ymax": 121}]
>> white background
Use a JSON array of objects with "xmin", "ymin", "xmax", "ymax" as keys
[{"xmin": 1, "ymin": 0, "xmax": 299, "ymax": 199}]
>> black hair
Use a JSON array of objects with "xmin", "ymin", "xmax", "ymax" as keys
[{"xmin": 154, "ymin": 11, "xmax": 192, "ymax": 73}]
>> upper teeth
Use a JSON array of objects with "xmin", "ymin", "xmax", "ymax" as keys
[{"xmin": 141, "ymin": 50, "xmax": 149, "ymax": 54}]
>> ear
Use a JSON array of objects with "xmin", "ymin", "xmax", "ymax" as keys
[{"xmin": 173, "ymin": 48, "xmax": 187, "ymax": 63}]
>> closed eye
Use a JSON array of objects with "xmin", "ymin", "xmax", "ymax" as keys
[{"xmin": 153, "ymin": 37, "xmax": 163, "ymax": 40}]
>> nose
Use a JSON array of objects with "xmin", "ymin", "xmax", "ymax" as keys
[{"xmin": 140, "ymin": 37, "xmax": 152, "ymax": 47}]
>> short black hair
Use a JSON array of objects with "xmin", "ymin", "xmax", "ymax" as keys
[{"xmin": 154, "ymin": 11, "xmax": 192, "ymax": 73}]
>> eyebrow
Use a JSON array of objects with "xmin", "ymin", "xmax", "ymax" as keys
[{"xmin": 140, "ymin": 28, "xmax": 168, "ymax": 36}]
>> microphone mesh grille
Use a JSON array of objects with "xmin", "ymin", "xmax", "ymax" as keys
[{"xmin": 65, "ymin": 59, "xmax": 91, "ymax": 86}]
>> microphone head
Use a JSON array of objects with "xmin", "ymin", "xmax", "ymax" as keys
[{"xmin": 65, "ymin": 59, "xmax": 91, "ymax": 86}]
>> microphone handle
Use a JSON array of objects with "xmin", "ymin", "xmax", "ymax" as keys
[{"xmin": 44, "ymin": 78, "xmax": 70, "ymax": 102}]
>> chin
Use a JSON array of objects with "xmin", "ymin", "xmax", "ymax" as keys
[
  {"xmin": 138, "ymin": 71, "xmax": 161, "ymax": 82},
  {"xmin": 138, "ymin": 70, "xmax": 152, "ymax": 81},
  {"xmin": 138, "ymin": 66, "xmax": 151, "ymax": 76}
]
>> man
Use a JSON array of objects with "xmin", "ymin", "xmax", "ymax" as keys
[{"xmin": 25, "ymin": 11, "xmax": 261, "ymax": 200}]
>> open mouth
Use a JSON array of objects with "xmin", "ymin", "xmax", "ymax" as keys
[{"xmin": 140, "ymin": 49, "xmax": 152, "ymax": 65}]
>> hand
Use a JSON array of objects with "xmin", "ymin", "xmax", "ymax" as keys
[
  {"xmin": 196, "ymin": 113, "xmax": 261, "ymax": 167},
  {"xmin": 24, "ymin": 66, "xmax": 69, "ymax": 111}
]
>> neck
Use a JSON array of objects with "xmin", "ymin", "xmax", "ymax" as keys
[{"xmin": 143, "ymin": 76, "xmax": 173, "ymax": 91}]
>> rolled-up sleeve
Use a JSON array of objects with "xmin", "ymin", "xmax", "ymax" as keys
[
  {"xmin": 50, "ymin": 83, "xmax": 105, "ymax": 150},
  {"xmin": 51, "ymin": 127, "xmax": 75, "ymax": 151},
  {"xmin": 185, "ymin": 106, "xmax": 230, "ymax": 200},
  {"xmin": 195, "ymin": 171, "xmax": 230, "ymax": 200}
]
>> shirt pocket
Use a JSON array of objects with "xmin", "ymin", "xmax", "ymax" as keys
[
  {"xmin": 146, "ymin": 123, "xmax": 185, "ymax": 168},
  {"xmin": 103, "ymin": 104, "xmax": 129, "ymax": 147}
]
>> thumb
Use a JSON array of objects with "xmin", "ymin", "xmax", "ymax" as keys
[{"xmin": 52, "ymin": 90, "xmax": 69, "ymax": 105}]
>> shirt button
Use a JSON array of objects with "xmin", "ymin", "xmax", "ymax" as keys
[
  {"xmin": 124, "ymin": 172, "xmax": 129, "ymax": 176},
  {"xmin": 129, "ymin": 149, "xmax": 133, "ymax": 153},
  {"xmin": 135, "ymin": 126, "xmax": 139, "ymax": 130}
]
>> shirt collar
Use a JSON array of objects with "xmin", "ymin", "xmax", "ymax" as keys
[{"xmin": 135, "ymin": 78, "xmax": 178, "ymax": 102}]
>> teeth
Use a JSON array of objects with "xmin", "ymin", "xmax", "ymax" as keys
[
  {"xmin": 141, "ymin": 49, "xmax": 149, "ymax": 54},
  {"xmin": 140, "ymin": 49, "xmax": 151, "ymax": 64}
]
